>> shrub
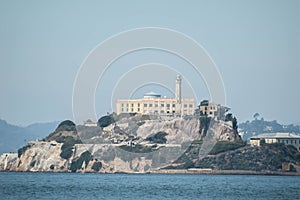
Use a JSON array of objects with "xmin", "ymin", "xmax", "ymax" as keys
[
  {"xmin": 137, "ymin": 121, "xmax": 145, "ymax": 126},
  {"xmin": 60, "ymin": 144, "xmax": 74, "ymax": 160},
  {"xmin": 97, "ymin": 115, "xmax": 115, "ymax": 128},
  {"xmin": 30, "ymin": 160, "xmax": 36, "ymax": 167},
  {"xmin": 70, "ymin": 151, "xmax": 92, "ymax": 172},
  {"xmin": 199, "ymin": 116, "xmax": 211, "ymax": 136},
  {"xmin": 209, "ymin": 141, "xmax": 245, "ymax": 155},
  {"xmin": 45, "ymin": 120, "xmax": 77, "ymax": 141},
  {"xmin": 55, "ymin": 120, "xmax": 76, "ymax": 132},
  {"xmin": 91, "ymin": 161, "xmax": 102, "ymax": 172},
  {"xmin": 17, "ymin": 144, "xmax": 30, "ymax": 158},
  {"xmin": 60, "ymin": 136, "xmax": 82, "ymax": 160},
  {"xmin": 146, "ymin": 131, "xmax": 168, "ymax": 144}
]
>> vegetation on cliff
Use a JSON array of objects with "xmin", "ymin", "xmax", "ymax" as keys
[
  {"xmin": 91, "ymin": 161, "xmax": 102, "ymax": 172},
  {"xmin": 45, "ymin": 120, "xmax": 78, "ymax": 142},
  {"xmin": 146, "ymin": 131, "xmax": 168, "ymax": 144},
  {"xmin": 195, "ymin": 143, "xmax": 300, "ymax": 171},
  {"xmin": 42, "ymin": 120, "xmax": 82, "ymax": 160},
  {"xmin": 60, "ymin": 136, "xmax": 82, "ymax": 160},
  {"xmin": 17, "ymin": 144, "xmax": 30, "ymax": 158},
  {"xmin": 70, "ymin": 151, "xmax": 92, "ymax": 172},
  {"xmin": 167, "ymin": 140, "xmax": 246, "ymax": 169},
  {"xmin": 170, "ymin": 142, "xmax": 300, "ymax": 172},
  {"xmin": 199, "ymin": 116, "xmax": 211, "ymax": 137},
  {"xmin": 209, "ymin": 141, "xmax": 246, "ymax": 155},
  {"xmin": 97, "ymin": 114, "xmax": 116, "ymax": 128}
]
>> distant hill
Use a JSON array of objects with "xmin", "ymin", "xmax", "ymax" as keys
[
  {"xmin": 239, "ymin": 118, "xmax": 300, "ymax": 141},
  {"xmin": 0, "ymin": 119, "xmax": 59, "ymax": 154}
]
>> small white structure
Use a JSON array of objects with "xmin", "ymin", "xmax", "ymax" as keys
[
  {"xmin": 250, "ymin": 133, "xmax": 300, "ymax": 151},
  {"xmin": 83, "ymin": 119, "xmax": 97, "ymax": 127}
]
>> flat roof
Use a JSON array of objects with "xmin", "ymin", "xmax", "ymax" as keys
[{"xmin": 250, "ymin": 133, "xmax": 300, "ymax": 139}]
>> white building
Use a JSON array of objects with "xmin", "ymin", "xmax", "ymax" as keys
[
  {"xmin": 83, "ymin": 119, "xmax": 97, "ymax": 127},
  {"xmin": 198, "ymin": 100, "xmax": 230, "ymax": 119},
  {"xmin": 116, "ymin": 75, "xmax": 195, "ymax": 116},
  {"xmin": 250, "ymin": 133, "xmax": 300, "ymax": 151}
]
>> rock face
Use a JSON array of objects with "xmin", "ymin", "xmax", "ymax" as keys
[
  {"xmin": 0, "ymin": 115, "xmax": 242, "ymax": 173},
  {"xmin": 136, "ymin": 118, "xmax": 199, "ymax": 144},
  {"xmin": 0, "ymin": 141, "xmax": 67, "ymax": 172}
]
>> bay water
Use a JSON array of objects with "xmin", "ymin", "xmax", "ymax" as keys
[{"xmin": 0, "ymin": 172, "xmax": 299, "ymax": 199}]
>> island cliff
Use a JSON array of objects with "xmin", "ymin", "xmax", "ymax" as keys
[{"xmin": 1, "ymin": 114, "xmax": 299, "ymax": 174}]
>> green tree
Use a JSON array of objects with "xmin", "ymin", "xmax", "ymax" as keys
[
  {"xmin": 253, "ymin": 113, "xmax": 260, "ymax": 120},
  {"xmin": 97, "ymin": 115, "xmax": 115, "ymax": 128}
]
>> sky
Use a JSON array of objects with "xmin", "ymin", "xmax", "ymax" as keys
[{"xmin": 0, "ymin": 0, "xmax": 299, "ymax": 126}]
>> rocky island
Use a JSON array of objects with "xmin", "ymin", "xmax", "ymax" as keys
[{"xmin": 1, "ymin": 112, "xmax": 299, "ymax": 175}]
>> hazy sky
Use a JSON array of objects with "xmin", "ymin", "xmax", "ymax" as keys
[{"xmin": 0, "ymin": 0, "xmax": 299, "ymax": 126}]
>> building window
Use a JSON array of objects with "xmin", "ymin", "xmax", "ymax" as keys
[
  {"xmin": 161, "ymin": 104, "xmax": 164, "ymax": 107},
  {"xmin": 167, "ymin": 104, "xmax": 170, "ymax": 107},
  {"xmin": 189, "ymin": 104, "xmax": 193, "ymax": 108},
  {"xmin": 155, "ymin": 104, "xmax": 158, "ymax": 107},
  {"xmin": 131, "ymin": 108, "xmax": 134, "ymax": 112},
  {"xmin": 121, "ymin": 103, "xmax": 124, "ymax": 107},
  {"xmin": 144, "ymin": 104, "xmax": 147, "ymax": 107},
  {"xmin": 126, "ymin": 108, "xmax": 128, "ymax": 112},
  {"xmin": 172, "ymin": 104, "xmax": 175, "ymax": 107},
  {"xmin": 131, "ymin": 104, "xmax": 134, "ymax": 107},
  {"xmin": 184, "ymin": 104, "xmax": 187, "ymax": 108},
  {"xmin": 149, "ymin": 104, "xmax": 153, "ymax": 107},
  {"xmin": 121, "ymin": 108, "xmax": 124, "ymax": 112},
  {"xmin": 138, "ymin": 103, "xmax": 140, "ymax": 107},
  {"xmin": 160, "ymin": 110, "xmax": 164, "ymax": 114},
  {"xmin": 126, "ymin": 104, "xmax": 129, "ymax": 107},
  {"xmin": 209, "ymin": 112, "xmax": 213, "ymax": 115}
]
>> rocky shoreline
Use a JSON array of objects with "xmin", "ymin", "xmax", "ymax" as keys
[{"xmin": 1, "ymin": 169, "xmax": 299, "ymax": 176}]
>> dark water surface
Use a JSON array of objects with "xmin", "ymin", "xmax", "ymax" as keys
[{"xmin": 0, "ymin": 172, "xmax": 299, "ymax": 199}]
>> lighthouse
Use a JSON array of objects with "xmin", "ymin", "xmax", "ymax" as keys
[{"xmin": 175, "ymin": 74, "xmax": 182, "ymax": 115}]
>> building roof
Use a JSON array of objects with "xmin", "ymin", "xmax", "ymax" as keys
[
  {"xmin": 143, "ymin": 91, "xmax": 161, "ymax": 98},
  {"xmin": 250, "ymin": 133, "xmax": 300, "ymax": 139}
]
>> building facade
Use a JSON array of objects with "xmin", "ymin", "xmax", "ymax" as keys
[
  {"xmin": 116, "ymin": 75, "xmax": 195, "ymax": 116},
  {"xmin": 250, "ymin": 133, "xmax": 300, "ymax": 151},
  {"xmin": 199, "ymin": 100, "xmax": 230, "ymax": 119}
]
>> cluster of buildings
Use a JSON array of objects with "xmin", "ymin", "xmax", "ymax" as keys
[
  {"xmin": 115, "ymin": 75, "xmax": 227, "ymax": 118},
  {"xmin": 84, "ymin": 75, "xmax": 300, "ymax": 152},
  {"xmin": 116, "ymin": 75, "xmax": 195, "ymax": 116}
]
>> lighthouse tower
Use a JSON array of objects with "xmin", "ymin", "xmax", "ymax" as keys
[{"xmin": 175, "ymin": 74, "xmax": 182, "ymax": 115}]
